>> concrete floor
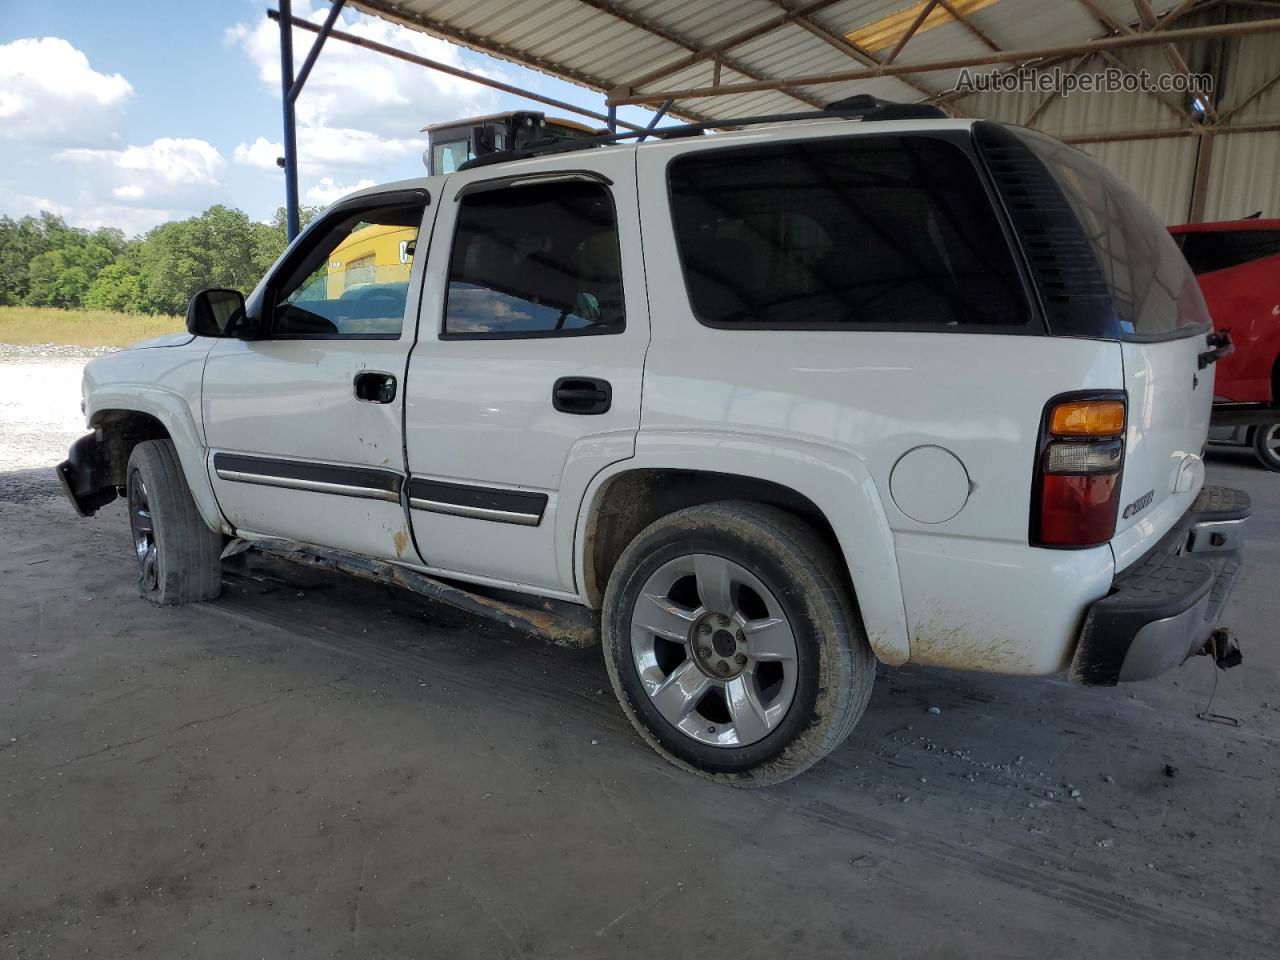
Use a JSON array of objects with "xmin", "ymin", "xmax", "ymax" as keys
[{"xmin": 1, "ymin": 448, "xmax": 1277, "ymax": 959}]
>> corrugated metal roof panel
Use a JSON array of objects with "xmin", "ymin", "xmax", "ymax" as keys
[
  {"xmin": 351, "ymin": 0, "xmax": 1200, "ymax": 123},
  {"xmin": 1082, "ymin": 136, "xmax": 1199, "ymax": 224},
  {"xmin": 1204, "ymin": 131, "xmax": 1280, "ymax": 221}
]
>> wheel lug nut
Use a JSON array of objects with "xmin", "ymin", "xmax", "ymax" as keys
[
  {"xmin": 735, "ymin": 653, "xmax": 747, "ymax": 666},
  {"xmin": 699, "ymin": 624, "xmax": 711, "ymax": 635},
  {"xmin": 717, "ymin": 615, "xmax": 729, "ymax": 627},
  {"xmin": 715, "ymin": 661, "xmax": 730, "ymax": 675},
  {"xmin": 698, "ymin": 646, "xmax": 712, "ymax": 658}
]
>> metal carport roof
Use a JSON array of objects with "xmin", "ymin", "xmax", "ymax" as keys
[
  {"xmin": 270, "ymin": 1, "xmax": 1280, "ymax": 232},
  {"xmin": 343, "ymin": 0, "xmax": 1279, "ymax": 123}
]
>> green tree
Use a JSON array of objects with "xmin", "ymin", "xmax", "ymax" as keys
[
  {"xmin": 0, "ymin": 212, "xmax": 81, "ymax": 305},
  {"xmin": 0, "ymin": 203, "xmax": 323, "ymax": 314},
  {"xmin": 26, "ymin": 237, "xmax": 119, "ymax": 308},
  {"xmin": 129, "ymin": 205, "xmax": 321, "ymax": 314},
  {"xmin": 85, "ymin": 258, "xmax": 144, "ymax": 312}
]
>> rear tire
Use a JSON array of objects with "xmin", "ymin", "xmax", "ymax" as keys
[
  {"xmin": 601, "ymin": 501, "xmax": 875, "ymax": 786},
  {"xmin": 1253, "ymin": 423, "xmax": 1280, "ymax": 471},
  {"xmin": 126, "ymin": 440, "xmax": 223, "ymax": 604}
]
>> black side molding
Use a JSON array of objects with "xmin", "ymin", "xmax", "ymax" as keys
[
  {"xmin": 212, "ymin": 453, "xmax": 402, "ymax": 502},
  {"xmin": 407, "ymin": 478, "xmax": 547, "ymax": 526}
]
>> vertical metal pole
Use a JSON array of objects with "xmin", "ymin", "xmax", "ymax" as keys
[
  {"xmin": 606, "ymin": 104, "xmax": 616, "ymax": 134},
  {"xmin": 1188, "ymin": 131, "xmax": 1215, "ymax": 224},
  {"xmin": 279, "ymin": 0, "xmax": 301, "ymax": 241}
]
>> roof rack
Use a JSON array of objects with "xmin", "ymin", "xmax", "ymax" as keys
[{"xmin": 457, "ymin": 96, "xmax": 949, "ymax": 171}]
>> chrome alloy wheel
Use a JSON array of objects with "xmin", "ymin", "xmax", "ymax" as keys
[
  {"xmin": 629, "ymin": 553, "xmax": 799, "ymax": 748},
  {"xmin": 128, "ymin": 470, "xmax": 159, "ymax": 592}
]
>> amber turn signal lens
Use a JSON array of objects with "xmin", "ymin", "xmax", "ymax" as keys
[{"xmin": 1049, "ymin": 400, "xmax": 1125, "ymax": 437}]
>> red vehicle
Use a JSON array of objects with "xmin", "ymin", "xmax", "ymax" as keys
[{"xmin": 1170, "ymin": 217, "xmax": 1280, "ymax": 470}]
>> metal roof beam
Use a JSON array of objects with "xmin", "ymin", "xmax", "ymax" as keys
[
  {"xmin": 1062, "ymin": 118, "xmax": 1280, "ymax": 143},
  {"xmin": 1074, "ymin": 0, "xmax": 1205, "ymax": 125},
  {"xmin": 772, "ymin": 2, "xmax": 951, "ymax": 106},
  {"xmin": 1023, "ymin": 53, "xmax": 1093, "ymax": 127},
  {"xmin": 883, "ymin": 0, "xmax": 940, "ymax": 65},
  {"xmin": 607, "ymin": 16, "xmax": 1280, "ymax": 104},
  {"xmin": 934, "ymin": 0, "xmax": 1001, "ymax": 50},
  {"xmin": 619, "ymin": 0, "xmax": 845, "ymax": 93},
  {"xmin": 1131, "ymin": 0, "xmax": 1218, "ymax": 118},
  {"xmin": 270, "ymin": 8, "xmax": 650, "ymax": 130},
  {"xmin": 345, "ymin": 0, "xmax": 713, "ymax": 123},
  {"xmin": 1218, "ymin": 61, "xmax": 1280, "ymax": 121}
]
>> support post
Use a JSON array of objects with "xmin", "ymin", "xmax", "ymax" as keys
[
  {"xmin": 279, "ymin": 0, "xmax": 301, "ymax": 241},
  {"xmin": 607, "ymin": 104, "xmax": 616, "ymax": 133},
  {"xmin": 290, "ymin": 0, "xmax": 346, "ymax": 103},
  {"xmin": 1188, "ymin": 131, "xmax": 1215, "ymax": 223},
  {"xmin": 637, "ymin": 99, "xmax": 673, "ymax": 142}
]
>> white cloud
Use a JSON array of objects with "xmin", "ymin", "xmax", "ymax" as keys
[
  {"xmin": 11, "ymin": 194, "xmax": 76, "ymax": 219},
  {"xmin": 233, "ymin": 127, "xmax": 422, "ymax": 175},
  {"xmin": 0, "ymin": 37, "xmax": 133, "ymax": 147},
  {"xmin": 226, "ymin": 2, "xmax": 495, "ymax": 180},
  {"xmin": 234, "ymin": 136, "xmax": 282, "ymax": 172},
  {"xmin": 305, "ymin": 176, "xmax": 376, "ymax": 206},
  {"xmin": 297, "ymin": 126, "xmax": 425, "ymax": 170},
  {"xmin": 11, "ymin": 193, "xmax": 178, "ymax": 237},
  {"xmin": 55, "ymin": 137, "xmax": 226, "ymax": 211}
]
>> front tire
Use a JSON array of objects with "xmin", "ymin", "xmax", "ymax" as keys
[
  {"xmin": 602, "ymin": 501, "xmax": 875, "ymax": 786},
  {"xmin": 126, "ymin": 439, "xmax": 223, "ymax": 604},
  {"xmin": 1253, "ymin": 423, "xmax": 1280, "ymax": 471}
]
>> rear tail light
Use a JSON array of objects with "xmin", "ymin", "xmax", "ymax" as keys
[{"xmin": 1032, "ymin": 393, "xmax": 1126, "ymax": 548}]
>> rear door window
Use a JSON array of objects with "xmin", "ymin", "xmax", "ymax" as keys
[
  {"xmin": 443, "ymin": 179, "xmax": 625, "ymax": 338},
  {"xmin": 666, "ymin": 135, "xmax": 1029, "ymax": 330},
  {"xmin": 1177, "ymin": 229, "xmax": 1280, "ymax": 275}
]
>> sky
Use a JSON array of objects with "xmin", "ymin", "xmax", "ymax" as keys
[{"xmin": 0, "ymin": 0, "xmax": 666, "ymax": 237}]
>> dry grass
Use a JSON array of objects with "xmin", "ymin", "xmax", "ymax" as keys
[{"xmin": 0, "ymin": 306, "xmax": 184, "ymax": 348}]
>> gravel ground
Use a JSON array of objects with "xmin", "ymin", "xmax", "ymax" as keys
[{"xmin": 0, "ymin": 343, "xmax": 109, "ymax": 502}]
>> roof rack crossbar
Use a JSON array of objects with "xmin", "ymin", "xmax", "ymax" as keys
[{"xmin": 457, "ymin": 99, "xmax": 949, "ymax": 171}]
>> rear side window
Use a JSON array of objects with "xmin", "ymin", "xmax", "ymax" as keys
[
  {"xmin": 1177, "ymin": 229, "xmax": 1280, "ymax": 275},
  {"xmin": 443, "ymin": 180, "xmax": 624, "ymax": 338},
  {"xmin": 1015, "ymin": 131, "xmax": 1206, "ymax": 340},
  {"xmin": 667, "ymin": 135, "xmax": 1028, "ymax": 329}
]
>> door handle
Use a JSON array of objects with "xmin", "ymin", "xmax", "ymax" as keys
[
  {"xmin": 354, "ymin": 371, "xmax": 397, "ymax": 404},
  {"xmin": 553, "ymin": 377, "xmax": 611, "ymax": 415}
]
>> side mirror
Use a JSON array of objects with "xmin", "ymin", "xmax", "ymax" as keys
[{"xmin": 186, "ymin": 288, "xmax": 246, "ymax": 337}]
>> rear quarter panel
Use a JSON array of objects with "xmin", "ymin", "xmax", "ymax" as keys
[{"xmin": 637, "ymin": 133, "xmax": 1121, "ymax": 674}]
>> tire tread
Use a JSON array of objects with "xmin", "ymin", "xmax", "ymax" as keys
[{"xmin": 128, "ymin": 440, "xmax": 222, "ymax": 604}]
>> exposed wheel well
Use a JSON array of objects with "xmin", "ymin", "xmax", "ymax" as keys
[
  {"xmin": 1272, "ymin": 352, "xmax": 1280, "ymax": 406},
  {"xmin": 90, "ymin": 410, "xmax": 171, "ymax": 487},
  {"xmin": 581, "ymin": 469, "xmax": 849, "ymax": 609}
]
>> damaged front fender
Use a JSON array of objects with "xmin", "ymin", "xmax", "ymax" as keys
[{"xmin": 56, "ymin": 432, "xmax": 118, "ymax": 517}]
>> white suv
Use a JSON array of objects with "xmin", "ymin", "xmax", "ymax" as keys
[{"xmin": 58, "ymin": 109, "xmax": 1250, "ymax": 785}]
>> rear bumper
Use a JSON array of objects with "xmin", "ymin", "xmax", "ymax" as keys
[{"xmin": 1071, "ymin": 485, "xmax": 1250, "ymax": 686}]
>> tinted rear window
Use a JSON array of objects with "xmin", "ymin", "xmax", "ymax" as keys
[
  {"xmin": 667, "ymin": 135, "xmax": 1028, "ymax": 329},
  {"xmin": 1015, "ymin": 131, "xmax": 1207, "ymax": 340},
  {"xmin": 1177, "ymin": 229, "xmax": 1280, "ymax": 275}
]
